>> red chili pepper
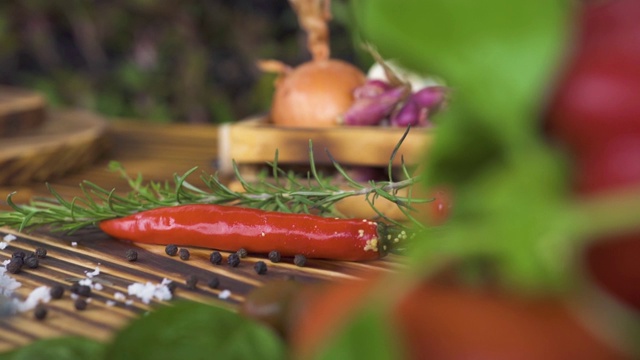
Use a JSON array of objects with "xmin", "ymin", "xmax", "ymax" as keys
[{"xmin": 98, "ymin": 204, "xmax": 397, "ymax": 261}]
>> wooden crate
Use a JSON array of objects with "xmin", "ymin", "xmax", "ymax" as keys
[{"xmin": 217, "ymin": 115, "xmax": 432, "ymax": 177}]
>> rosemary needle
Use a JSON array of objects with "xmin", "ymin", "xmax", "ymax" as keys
[{"xmin": 0, "ymin": 135, "xmax": 428, "ymax": 233}]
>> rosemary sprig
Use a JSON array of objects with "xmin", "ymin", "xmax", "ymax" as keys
[{"xmin": 0, "ymin": 129, "xmax": 430, "ymax": 233}]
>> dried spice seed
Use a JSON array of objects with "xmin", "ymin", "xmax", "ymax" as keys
[
  {"xmin": 165, "ymin": 244, "xmax": 178, "ymax": 256},
  {"xmin": 12, "ymin": 251, "xmax": 26, "ymax": 259},
  {"xmin": 34, "ymin": 305, "xmax": 48, "ymax": 320},
  {"xmin": 166, "ymin": 281, "xmax": 178, "ymax": 294},
  {"xmin": 34, "ymin": 247, "xmax": 47, "ymax": 258},
  {"xmin": 74, "ymin": 298, "xmax": 87, "ymax": 311},
  {"xmin": 254, "ymin": 261, "xmax": 267, "ymax": 275},
  {"xmin": 24, "ymin": 256, "xmax": 39, "ymax": 269},
  {"xmin": 178, "ymin": 248, "xmax": 190, "ymax": 261},
  {"xmin": 207, "ymin": 277, "xmax": 220, "ymax": 289},
  {"xmin": 227, "ymin": 253, "xmax": 240, "ymax": 267},
  {"xmin": 236, "ymin": 248, "xmax": 248, "ymax": 258},
  {"xmin": 50, "ymin": 285, "xmax": 64, "ymax": 299},
  {"xmin": 71, "ymin": 284, "xmax": 92, "ymax": 297},
  {"xmin": 268, "ymin": 250, "xmax": 281, "ymax": 263},
  {"xmin": 294, "ymin": 254, "xmax": 307, "ymax": 267},
  {"xmin": 125, "ymin": 249, "xmax": 138, "ymax": 262},
  {"xmin": 209, "ymin": 251, "xmax": 222, "ymax": 265},
  {"xmin": 185, "ymin": 275, "xmax": 198, "ymax": 290},
  {"xmin": 6, "ymin": 259, "xmax": 22, "ymax": 274}
]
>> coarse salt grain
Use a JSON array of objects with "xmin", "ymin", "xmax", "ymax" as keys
[
  {"xmin": 127, "ymin": 280, "xmax": 172, "ymax": 304},
  {"xmin": 3, "ymin": 234, "xmax": 16, "ymax": 242},
  {"xmin": 79, "ymin": 279, "xmax": 93, "ymax": 286},
  {"xmin": 0, "ymin": 234, "xmax": 15, "ymax": 251},
  {"xmin": 125, "ymin": 299, "xmax": 133, "ymax": 306},
  {"xmin": 93, "ymin": 283, "xmax": 103, "ymax": 291},
  {"xmin": 218, "ymin": 289, "xmax": 231, "ymax": 300},
  {"xmin": 0, "ymin": 263, "xmax": 22, "ymax": 297},
  {"xmin": 105, "ymin": 300, "xmax": 116, "ymax": 307},
  {"xmin": 71, "ymin": 242, "xmax": 78, "ymax": 247},
  {"xmin": 85, "ymin": 266, "xmax": 100, "ymax": 278},
  {"xmin": 114, "ymin": 292, "xmax": 126, "ymax": 301},
  {"xmin": 14, "ymin": 286, "xmax": 51, "ymax": 312}
]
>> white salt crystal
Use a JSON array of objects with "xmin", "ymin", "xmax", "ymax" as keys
[
  {"xmin": 127, "ymin": 280, "xmax": 172, "ymax": 304},
  {"xmin": 218, "ymin": 289, "xmax": 231, "ymax": 300},
  {"xmin": 71, "ymin": 242, "xmax": 78, "ymax": 247},
  {"xmin": 105, "ymin": 300, "xmax": 116, "ymax": 307},
  {"xmin": 114, "ymin": 292, "xmax": 127, "ymax": 301},
  {"xmin": 3, "ymin": 234, "xmax": 16, "ymax": 242},
  {"xmin": 85, "ymin": 266, "xmax": 100, "ymax": 278},
  {"xmin": 14, "ymin": 286, "xmax": 51, "ymax": 312}
]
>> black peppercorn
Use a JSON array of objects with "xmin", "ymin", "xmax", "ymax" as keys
[
  {"xmin": 209, "ymin": 251, "xmax": 222, "ymax": 265},
  {"xmin": 167, "ymin": 281, "xmax": 178, "ymax": 294},
  {"xmin": 178, "ymin": 248, "xmax": 190, "ymax": 261},
  {"xmin": 6, "ymin": 259, "xmax": 22, "ymax": 274},
  {"xmin": 293, "ymin": 254, "xmax": 307, "ymax": 267},
  {"xmin": 11, "ymin": 251, "xmax": 26, "ymax": 259},
  {"xmin": 254, "ymin": 261, "xmax": 267, "ymax": 275},
  {"xmin": 207, "ymin": 277, "xmax": 220, "ymax": 289},
  {"xmin": 34, "ymin": 247, "xmax": 47, "ymax": 258},
  {"xmin": 125, "ymin": 249, "xmax": 138, "ymax": 262},
  {"xmin": 24, "ymin": 256, "xmax": 39, "ymax": 269},
  {"xmin": 227, "ymin": 253, "xmax": 240, "ymax": 267},
  {"xmin": 34, "ymin": 305, "xmax": 48, "ymax": 320},
  {"xmin": 50, "ymin": 285, "xmax": 64, "ymax": 299},
  {"xmin": 185, "ymin": 275, "xmax": 198, "ymax": 290},
  {"xmin": 268, "ymin": 250, "xmax": 281, "ymax": 263},
  {"xmin": 236, "ymin": 248, "xmax": 248, "ymax": 258},
  {"xmin": 74, "ymin": 298, "xmax": 87, "ymax": 311},
  {"xmin": 71, "ymin": 283, "xmax": 92, "ymax": 297},
  {"xmin": 165, "ymin": 244, "xmax": 178, "ymax": 256}
]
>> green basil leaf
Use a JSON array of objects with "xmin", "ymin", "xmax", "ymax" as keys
[
  {"xmin": 0, "ymin": 337, "xmax": 104, "ymax": 360},
  {"xmin": 105, "ymin": 301, "xmax": 285, "ymax": 360},
  {"xmin": 314, "ymin": 306, "xmax": 403, "ymax": 360},
  {"xmin": 352, "ymin": 0, "xmax": 576, "ymax": 291}
]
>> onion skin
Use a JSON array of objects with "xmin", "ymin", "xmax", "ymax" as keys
[{"xmin": 270, "ymin": 59, "xmax": 366, "ymax": 127}]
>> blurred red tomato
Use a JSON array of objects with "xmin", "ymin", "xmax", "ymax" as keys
[
  {"xmin": 546, "ymin": 0, "xmax": 640, "ymax": 154},
  {"xmin": 585, "ymin": 233, "xmax": 640, "ymax": 312},
  {"xmin": 395, "ymin": 284, "xmax": 628, "ymax": 360},
  {"xmin": 572, "ymin": 136, "xmax": 640, "ymax": 195},
  {"xmin": 425, "ymin": 187, "xmax": 452, "ymax": 226}
]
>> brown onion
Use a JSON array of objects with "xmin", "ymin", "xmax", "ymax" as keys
[{"xmin": 270, "ymin": 59, "xmax": 366, "ymax": 127}]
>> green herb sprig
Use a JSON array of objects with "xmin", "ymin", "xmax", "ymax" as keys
[{"xmin": 0, "ymin": 128, "xmax": 429, "ymax": 233}]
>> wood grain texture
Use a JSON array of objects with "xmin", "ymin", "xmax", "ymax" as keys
[
  {"xmin": 0, "ymin": 120, "xmax": 403, "ymax": 352},
  {"xmin": 217, "ymin": 115, "xmax": 431, "ymax": 176},
  {"xmin": 0, "ymin": 109, "xmax": 109, "ymax": 186},
  {"xmin": 0, "ymin": 87, "xmax": 47, "ymax": 138}
]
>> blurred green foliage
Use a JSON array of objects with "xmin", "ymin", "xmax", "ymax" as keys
[{"xmin": 0, "ymin": 0, "xmax": 360, "ymax": 123}]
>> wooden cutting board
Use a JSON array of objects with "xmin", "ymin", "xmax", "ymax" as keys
[
  {"xmin": 0, "ymin": 109, "xmax": 110, "ymax": 186},
  {"xmin": 0, "ymin": 227, "xmax": 402, "ymax": 351}
]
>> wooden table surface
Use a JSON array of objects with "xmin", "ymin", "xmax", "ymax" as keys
[{"xmin": 0, "ymin": 119, "xmax": 400, "ymax": 352}]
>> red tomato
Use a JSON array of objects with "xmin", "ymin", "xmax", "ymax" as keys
[
  {"xmin": 545, "ymin": 0, "xmax": 640, "ymax": 154},
  {"xmin": 425, "ymin": 187, "xmax": 452, "ymax": 226},
  {"xmin": 572, "ymin": 136, "xmax": 640, "ymax": 195},
  {"xmin": 395, "ymin": 284, "xmax": 628, "ymax": 360},
  {"xmin": 546, "ymin": 53, "xmax": 640, "ymax": 154},
  {"xmin": 585, "ymin": 233, "xmax": 640, "ymax": 312}
]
